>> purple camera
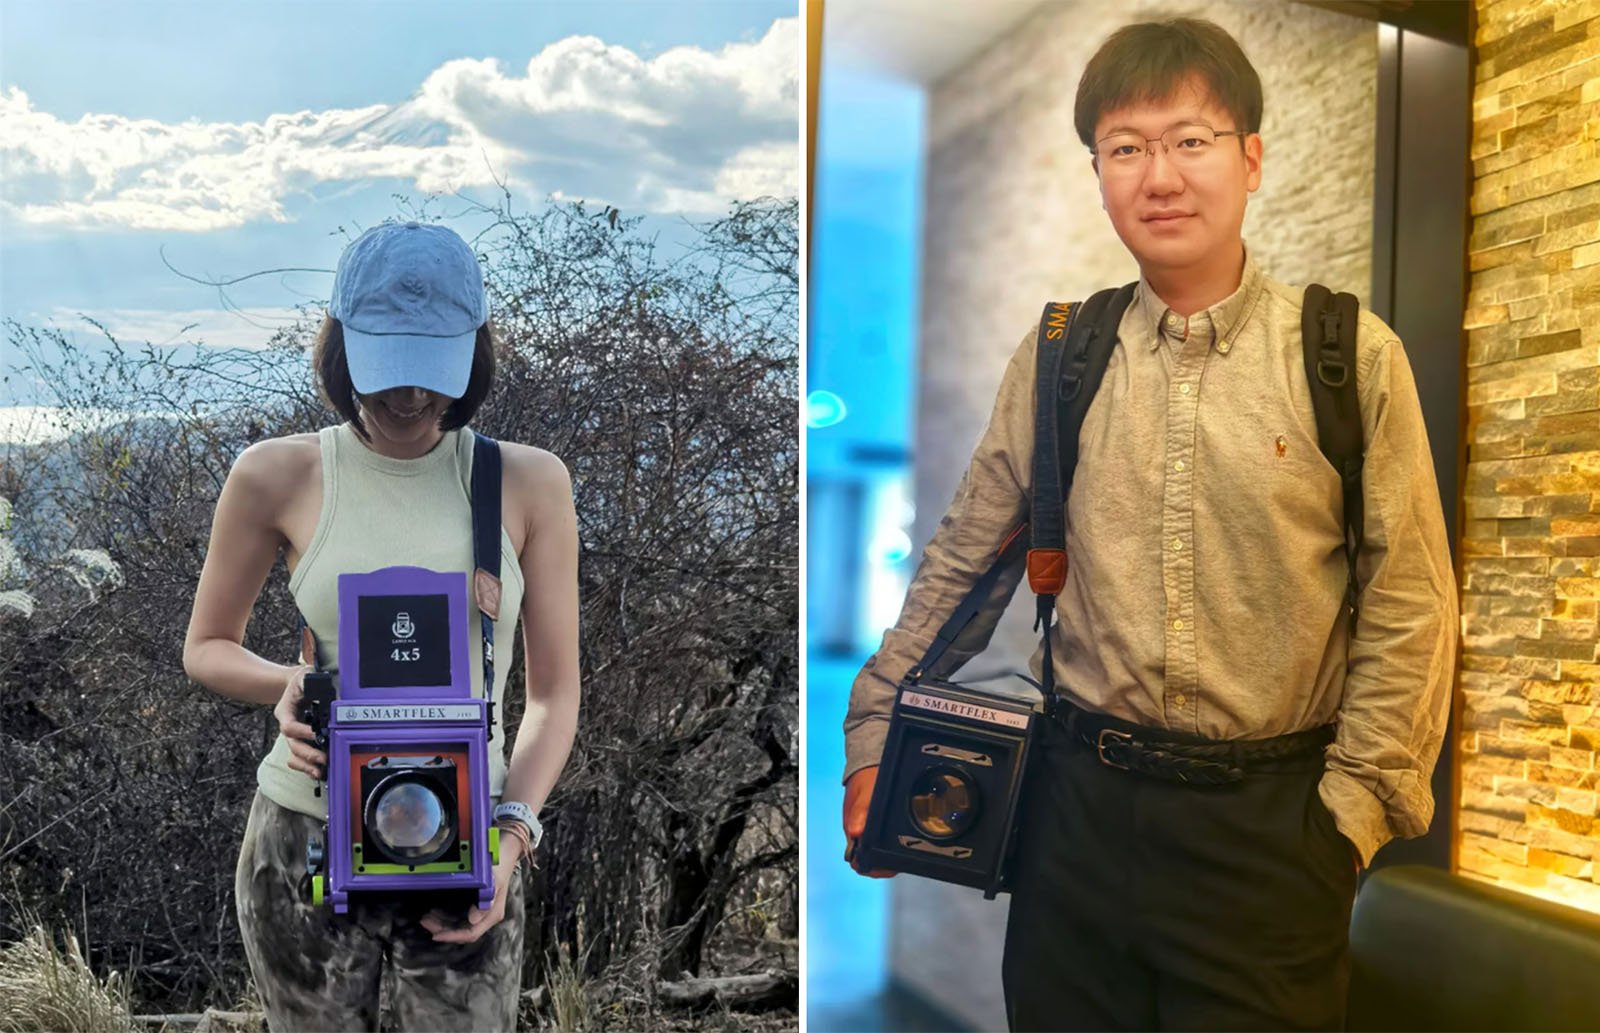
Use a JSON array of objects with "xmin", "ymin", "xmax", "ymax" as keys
[{"xmin": 300, "ymin": 565, "xmax": 500, "ymax": 913}]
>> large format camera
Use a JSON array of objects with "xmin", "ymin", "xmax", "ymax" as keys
[
  {"xmin": 853, "ymin": 676, "xmax": 1036, "ymax": 898},
  {"xmin": 300, "ymin": 565, "xmax": 500, "ymax": 913},
  {"xmin": 848, "ymin": 511, "xmax": 1050, "ymax": 897}
]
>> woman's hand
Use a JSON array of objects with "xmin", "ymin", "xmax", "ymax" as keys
[
  {"xmin": 272, "ymin": 663, "xmax": 326, "ymax": 779},
  {"xmin": 421, "ymin": 836, "xmax": 526, "ymax": 943}
]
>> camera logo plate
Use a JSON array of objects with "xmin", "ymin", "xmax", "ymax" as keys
[
  {"xmin": 900, "ymin": 690, "xmax": 1029, "ymax": 729},
  {"xmin": 336, "ymin": 703, "xmax": 481, "ymax": 723}
]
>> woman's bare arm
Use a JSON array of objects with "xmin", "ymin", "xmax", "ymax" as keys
[
  {"xmin": 182, "ymin": 439, "xmax": 306, "ymax": 707},
  {"xmin": 498, "ymin": 444, "xmax": 581, "ymax": 818}
]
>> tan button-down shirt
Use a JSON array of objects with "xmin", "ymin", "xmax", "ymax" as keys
[{"xmin": 843, "ymin": 248, "xmax": 1459, "ymax": 864}]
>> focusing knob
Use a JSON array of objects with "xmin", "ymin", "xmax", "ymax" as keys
[{"xmin": 306, "ymin": 835, "xmax": 325, "ymax": 876}]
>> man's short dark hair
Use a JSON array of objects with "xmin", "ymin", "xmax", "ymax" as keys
[
  {"xmin": 312, "ymin": 315, "xmax": 497, "ymax": 441},
  {"xmin": 1074, "ymin": 16, "xmax": 1263, "ymax": 150}
]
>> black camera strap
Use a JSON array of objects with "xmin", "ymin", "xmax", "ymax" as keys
[
  {"xmin": 1029, "ymin": 286, "xmax": 1135, "ymax": 705},
  {"xmin": 901, "ymin": 291, "xmax": 1128, "ymax": 697},
  {"xmin": 470, "ymin": 431, "xmax": 502, "ymax": 708}
]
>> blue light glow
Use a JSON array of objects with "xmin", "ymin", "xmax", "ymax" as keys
[
  {"xmin": 869, "ymin": 528, "xmax": 913, "ymax": 566},
  {"xmin": 806, "ymin": 389, "xmax": 848, "ymax": 428}
]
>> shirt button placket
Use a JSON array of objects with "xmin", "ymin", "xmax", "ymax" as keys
[{"xmin": 1164, "ymin": 349, "xmax": 1202, "ymax": 730}]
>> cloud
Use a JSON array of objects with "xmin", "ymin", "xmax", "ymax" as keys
[{"xmin": 0, "ymin": 17, "xmax": 797, "ymax": 231}]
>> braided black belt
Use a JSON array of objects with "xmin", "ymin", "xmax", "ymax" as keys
[{"xmin": 1045, "ymin": 697, "xmax": 1335, "ymax": 785}]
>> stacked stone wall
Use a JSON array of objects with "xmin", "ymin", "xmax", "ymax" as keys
[{"xmin": 1458, "ymin": 0, "xmax": 1600, "ymax": 911}]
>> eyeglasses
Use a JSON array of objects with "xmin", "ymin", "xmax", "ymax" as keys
[{"xmin": 1092, "ymin": 124, "xmax": 1249, "ymax": 177}]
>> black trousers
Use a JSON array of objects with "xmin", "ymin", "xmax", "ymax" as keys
[{"xmin": 1002, "ymin": 717, "xmax": 1357, "ymax": 1032}]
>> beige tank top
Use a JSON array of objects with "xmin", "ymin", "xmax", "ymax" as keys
[{"xmin": 255, "ymin": 423, "xmax": 524, "ymax": 819}]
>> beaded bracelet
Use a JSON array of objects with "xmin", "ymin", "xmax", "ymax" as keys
[{"xmin": 495, "ymin": 819, "xmax": 535, "ymax": 870}]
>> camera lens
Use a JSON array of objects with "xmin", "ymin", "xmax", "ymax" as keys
[
  {"xmin": 365, "ymin": 777, "xmax": 455, "ymax": 864},
  {"xmin": 908, "ymin": 766, "xmax": 980, "ymax": 841}
]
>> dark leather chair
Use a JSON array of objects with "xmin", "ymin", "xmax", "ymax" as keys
[{"xmin": 1348, "ymin": 865, "xmax": 1600, "ymax": 1031}]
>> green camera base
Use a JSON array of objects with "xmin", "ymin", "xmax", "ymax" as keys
[{"xmin": 353, "ymin": 840, "xmax": 477, "ymax": 874}]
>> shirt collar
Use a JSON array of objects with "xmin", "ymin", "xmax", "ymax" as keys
[{"xmin": 1133, "ymin": 244, "xmax": 1265, "ymax": 353}]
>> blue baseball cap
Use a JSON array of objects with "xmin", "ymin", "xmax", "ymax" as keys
[{"xmin": 329, "ymin": 221, "xmax": 488, "ymax": 398}]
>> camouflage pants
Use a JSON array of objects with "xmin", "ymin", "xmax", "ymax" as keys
[{"xmin": 234, "ymin": 791, "xmax": 525, "ymax": 1033}]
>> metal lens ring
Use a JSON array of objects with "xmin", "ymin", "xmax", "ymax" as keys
[
  {"xmin": 364, "ymin": 772, "xmax": 456, "ymax": 864},
  {"xmin": 907, "ymin": 764, "xmax": 982, "ymax": 841}
]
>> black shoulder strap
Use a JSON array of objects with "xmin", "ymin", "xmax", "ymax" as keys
[
  {"xmin": 471, "ymin": 431, "xmax": 502, "ymax": 705},
  {"xmin": 1025, "ymin": 283, "xmax": 1136, "ymax": 703},
  {"xmin": 1032, "ymin": 285, "xmax": 1138, "ymax": 563},
  {"xmin": 1301, "ymin": 284, "xmax": 1364, "ymax": 624},
  {"xmin": 1049, "ymin": 282, "xmax": 1138, "ymax": 512},
  {"xmin": 902, "ymin": 289, "xmax": 1113, "ymax": 686}
]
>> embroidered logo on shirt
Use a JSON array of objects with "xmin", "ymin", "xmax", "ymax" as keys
[{"xmin": 1275, "ymin": 435, "xmax": 1287, "ymax": 459}]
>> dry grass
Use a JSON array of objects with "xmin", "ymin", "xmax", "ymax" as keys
[
  {"xmin": 0, "ymin": 925, "xmax": 135, "ymax": 1033},
  {"xmin": 516, "ymin": 953, "xmax": 796, "ymax": 1032},
  {"xmin": 542, "ymin": 944, "xmax": 597, "ymax": 1033},
  {"xmin": 0, "ymin": 915, "xmax": 794, "ymax": 1033}
]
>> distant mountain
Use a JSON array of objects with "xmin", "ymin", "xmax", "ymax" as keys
[
  {"xmin": 336, "ymin": 98, "xmax": 459, "ymax": 150},
  {"xmin": 3, "ymin": 433, "xmax": 87, "ymax": 560},
  {"xmin": 0, "ymin": 410, "xmax": 239, "ymax": 560}
]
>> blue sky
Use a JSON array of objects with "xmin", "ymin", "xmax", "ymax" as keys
[{"xmin": 0, "ymin": 0, "xmax": 798, "ymax": 433}]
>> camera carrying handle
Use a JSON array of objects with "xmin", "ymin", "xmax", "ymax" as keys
[{"xmin": 293, "ymin": 430, "xmax": 503, "ymax": 712}]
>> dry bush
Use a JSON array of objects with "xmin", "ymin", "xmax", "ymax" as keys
[{"xmin": 0, "ymin": 193, "xmax": 797, "ymax": 1019}]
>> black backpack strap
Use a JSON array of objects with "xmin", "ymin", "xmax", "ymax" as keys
[
  {"xmin": 471, "ymin": 431, "xmax": 503, "ymax": 709},
  {"xmin": 1302, "ymin": 284, "xmax": 1365, "ymax": 624},
  {"xmin": 1028, "ymin": 283, "xmax": 1136, "ymax": 703},
  {"xmin": 1053, "ymin": 282, "xmax": 1138, "ymax": 503}
]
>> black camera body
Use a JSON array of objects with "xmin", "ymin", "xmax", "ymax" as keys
[{"xmin": 855, "ymin": 677, "xmax": 1037, "ymax": 899}]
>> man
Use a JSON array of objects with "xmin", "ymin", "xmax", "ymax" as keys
[{"xmin": 841, "ymin": 16, "xmax": 1457, "ymax": 1032}]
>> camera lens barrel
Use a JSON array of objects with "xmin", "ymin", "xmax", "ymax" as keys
[
  {"xmin": 907, "ymin": 765, "xmax": 982, "ymax": 841},
  {"xmin": 363, "ymin": 773, "xmax": 457, "ymax": 864}
]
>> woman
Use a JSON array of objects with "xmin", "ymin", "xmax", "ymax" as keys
[{"xmin": 182, "ymin": 221, "xmax": 580, "ymax": 1032}]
